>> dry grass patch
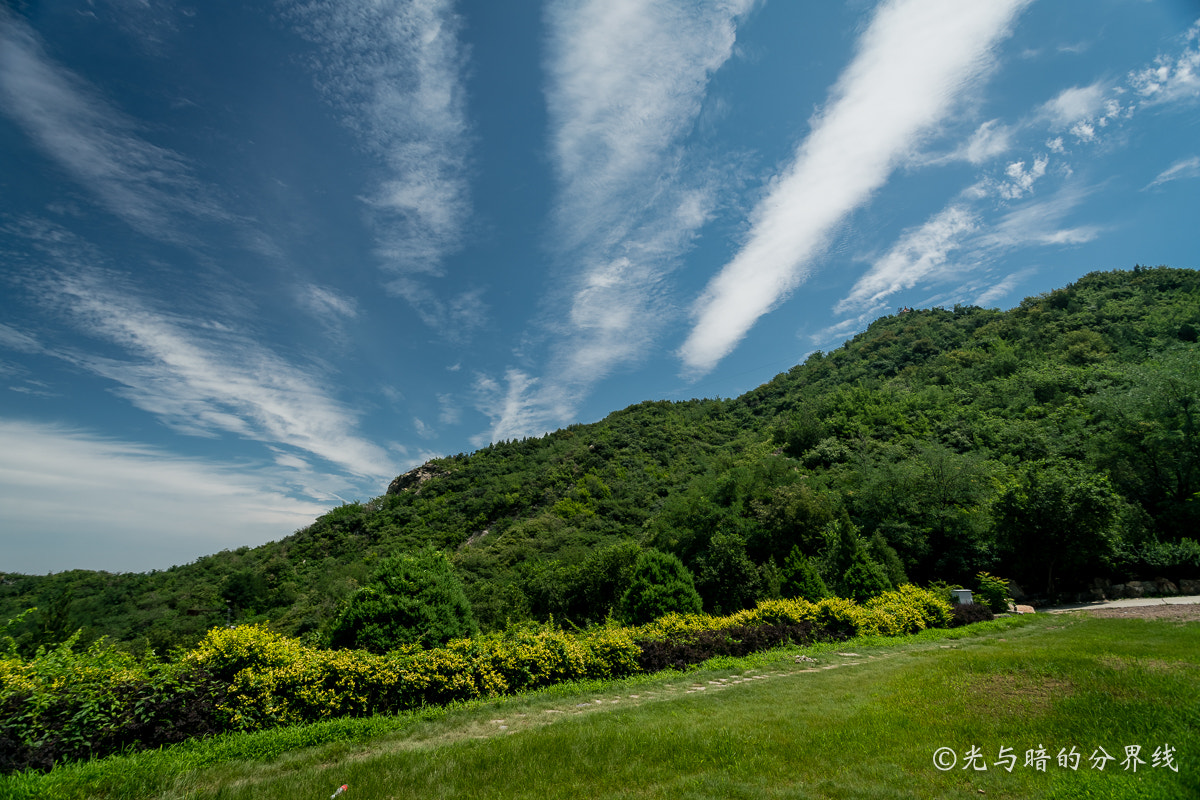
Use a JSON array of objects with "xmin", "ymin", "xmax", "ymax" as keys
[
  {"xmin": 966, "ymin": 672, "xmax": 1074, "ymax": 717},
  {"xmin": 1098, "ymin": 655, "xmax": 1198, "ymax": 675}
]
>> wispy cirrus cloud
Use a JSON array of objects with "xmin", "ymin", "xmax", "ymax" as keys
[
  {"xmin": 0, "ymin": 10, "xmax": 226, "ymax": 242},
  {"xmin": 475, "ymin": 0, "xmax": 755, "ymax": 442},
  {"xmin": 295, "ymin": 283, "xmax": 358, "ymax": 344},
  {"xmin": 48, "ymin": 270, "xmax": 395, "ymax": 479},
  {"xmin": 11, "ymin": 220, "xmax": 396, "ymax": 480},
  {"xmin": 1145, "ymin": 155, "xmax": 1200, "ymax": 189},
  {"xmin": 679, "ymin": 0, "xmax": 1032, "ymax": 375},
  {"xmin": 1038, "ymin": 82, "xmax": 1125, "ymax": 143},
  {"xmin": 835, "ymin": 187, "xmax": 1100, "ymax": 319},
  {"xmin": 958, "ymin": 119, "xmax": 1015, "ymax": 164},
  {"xmin": 836, "ymin": 205, "xmax": 979, "ymax": 318},
  {"xmin": 280, "ymin": 0, "xmax": 476, "ymax": 332},
  {"xmin": 545, "ymin": 0, "xmax": 754, "ymax": 253},
  {"xmin": 0, "ymin": 418, "xmax": 329, "ymax": 573},
  {"xmin": 836, "ymin": 17, "xmax": 1200, "ymax": 323}
]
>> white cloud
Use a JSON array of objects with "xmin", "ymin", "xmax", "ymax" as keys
[
  {"xmin": 835, "ymin": 181, "xmax": 1098, "ymax": 319},
  {"xmin": 298, "ymin": 284, "xmax": 357, "ymax": 322},
  {"xmin": 1040, "ymin": 82, "xmax": 1107, "ymax": 129},
  {"xmin": 436, "ymin": 393, "xmax": 460, "ymax": 426},
  {"xmin": 0, "ymin": 10, "xmax": 227, "ymax": 242},
  {"xmin": 280, "ymin": 0, "xmax": 474, "ymax": 323},
  {"xmin": 977, "ymin": 188, "xmax": 1102, "ymax": 249},
  {"xmin": 998, "ymin": 156, "xmax": 1048, "ymax": 199},
  {"xmin": 0, "ymin": 323, "xmax": 43, "ymax": 355},
  {"xmin": 1145, "ymin": 155, "xmax": 1200, "ymax": 189},
  {"xmin": 413, "ymin": 417, "xmax": 436, "ymax": 440},
  {"xmin": 960, "ymin": 119, "xmax": 1014, "ymax": 163},
  {"xmin": 1129, "ymin": 20, "xmax": 1200, "ymax": 105},
  {"xmin": 473, "ymin": 0, "xmax": 756, "ymax": 442},
  {"xmin": 545, "ymin": 0, "xmax": 754, "ymax": 252},
  {"xmin": 837, "ymin": 205, "xmax": 978, "ymax": 316},
  {"xmin": 973, "ymin": 268, "xmax": 1033, "ymax": 308},
  {"xmin": 296, "ymin": 283, "xmax": 358, "ymax": 342},
  {"xmin": 0, "ymin": 418, "xmax": 329, "ymax": 573},
  {"xmin": 38, "ymin": 268, "xmax": 395, "ymax": 480},
  {"xmin": 680, "ymin": 0, "xmax": 1032, "ymax": 375},
  {"xmin": 471, "ymin": 368, "xmax": 553, "ymax": 445}
]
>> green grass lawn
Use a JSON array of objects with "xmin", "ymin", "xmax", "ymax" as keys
[{"xmin": 6, "ymin": 613, "xmax": 1198, "ymax": 799}]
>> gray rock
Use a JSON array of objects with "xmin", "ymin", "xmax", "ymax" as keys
[
  {"xmin": 1154, "ymin": 578, "xmax": 1179, "ymax": 595},
  {"xmin": 1180, "ymin": 579, "xmax": 1200, "ymax": 594},
  {"xmin": 1124, "ymin": 580, "xmax": 1146, "ymax": 598},
  {"xmin": 1106, "ymin": 584, "xmax": 1126, "ymax": 599},
  {"xmin": 387, "ymin": 461, "xmax": 449, "ymax": 494}
]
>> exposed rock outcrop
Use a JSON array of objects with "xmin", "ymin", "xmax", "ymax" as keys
[{"xmin": 387, "ymin": 462, "xmax": 449, "ymax": 495}]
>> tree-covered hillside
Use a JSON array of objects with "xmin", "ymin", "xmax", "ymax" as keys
[{"xmin": 3, "ymin": 267, "xmax": 1198, "ymax": 654}]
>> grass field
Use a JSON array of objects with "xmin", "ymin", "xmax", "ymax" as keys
[{"xmin": 5, "ymin": 612, "xmax": 1197, "ymax": 799}]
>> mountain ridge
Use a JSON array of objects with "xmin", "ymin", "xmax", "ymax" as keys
[{"xmin": 3, "ymin": 266, "xmax": 1198, "ymax": 654}]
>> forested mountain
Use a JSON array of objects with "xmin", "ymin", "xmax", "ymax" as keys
[{"xmin": 3, "ymin": 266, "xmax": 1198, "ymax": 655}]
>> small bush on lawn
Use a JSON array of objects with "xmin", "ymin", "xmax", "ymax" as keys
[
  {"xmin": 949, "ymin": 602, "xmax": 995, "ymax": 627},
  {"xmin": 975, "ymin": 572, "xmax": 1012, "ymax": 613}
]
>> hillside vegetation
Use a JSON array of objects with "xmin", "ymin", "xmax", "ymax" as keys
[{"xmin": 3, "ymin": 266, "xmax": 1199, "ymax": 653}]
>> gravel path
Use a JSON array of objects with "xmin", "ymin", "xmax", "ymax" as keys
[{"xmin": 1045, "ymin": 595, "xmax": 1200, "ymax": 622}]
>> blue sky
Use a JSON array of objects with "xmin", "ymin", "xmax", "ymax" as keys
[{"xmin": 2, "ymin": 0, "xmax": 1198, "ymax": 574}]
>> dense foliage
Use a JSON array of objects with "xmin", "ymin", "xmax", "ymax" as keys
[
  {"xmin": 618, "ymin": 549, "xmax": 704, "ymax": 624},
  {"xmin": 2, "ymin": 267, "xmax": 1199, "ymax": 654},
  {"xmin": 329, "ymin": 550, "xmax": 476, "ymax": 652},
  {"xmin": 1, "ymin": 587, "xmax": 950, "ymax": 773}
]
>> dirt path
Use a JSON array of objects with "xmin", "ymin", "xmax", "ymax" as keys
[{"xmin": 1045, "ymin": 595, "xmax": 1200, "ymax": 622}]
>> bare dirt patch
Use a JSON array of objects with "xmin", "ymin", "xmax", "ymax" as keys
[
  {"xmin": 968, "ymin": 674, "xmax": 1073, "ymax": 716},
  {"xmin": 1075, "ymin": 604, "xmax": 1200, "ymax": 623}
]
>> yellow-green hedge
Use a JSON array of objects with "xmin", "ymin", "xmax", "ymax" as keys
[
  {"xmin": 183, "ymin": 623, "xmax": 643, "ymax": 731},
  {"xmin": 4, "ymin": 585, "xmax": 955, "ymax": 749}
]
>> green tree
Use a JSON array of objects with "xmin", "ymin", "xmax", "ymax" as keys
[
  {"xmin": 994, "ymin": 460, "xmax": 1123, "ymax": 596},
  {"xmin": 748, "ymin": 480, "xmax": 836, "ymax": 564},
  {"xmin": 330, "ymin": 549, "xmax": 476, "ymax": 652},
  {"xmin": 695, "ymin": 530, "xmax": 761, "ymax": 614},
  {"xmin": 618, "ymin": 549, "xmax": 703, "ymax": 625},
  {"xmin": 822, "ymin": 514, "xmax": 892, "ymax": 602},
  {"xmin": 781, "ymin": 545, "xmax": 829, "ymax": 601},
  {"xmin": 868, "ymin": 531, "xmax": 908, "ymax": 588},
  {"xmin": 1091, "ymin": 352, "xmax": 1200, "ymax": 537}
]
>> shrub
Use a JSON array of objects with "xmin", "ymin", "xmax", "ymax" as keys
[
  {"xmin": 975, "ymin": 572, "xmax": 1012, "ymax": 613},
  {"xmin": 861, "ymin": 585, "xmax": 953, "ymax": 636},
  {"xmin": 1, "ymin": 633, "xmax": 227, "ymax": 773},
  {"xmin": 619, "ymin": 550, "xmax": 703, "ymax": 624},
  {"xmin": 635, "ymin": 623, "xmax": 817, "ymax": 672},
  {"xmin": 811, "ymin": 597, "xmax": 863, "ymax": 639},
  {"xmin": 949, "ymin": 602, "xmax": 995, "ymax": 627},
  {"xmin": 330, "ymin": 549, "xmax": 476, "ymax": 652},
  {"xmin": 733, "ymin": 597, "xmax": 819, "ymax": 627}
]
